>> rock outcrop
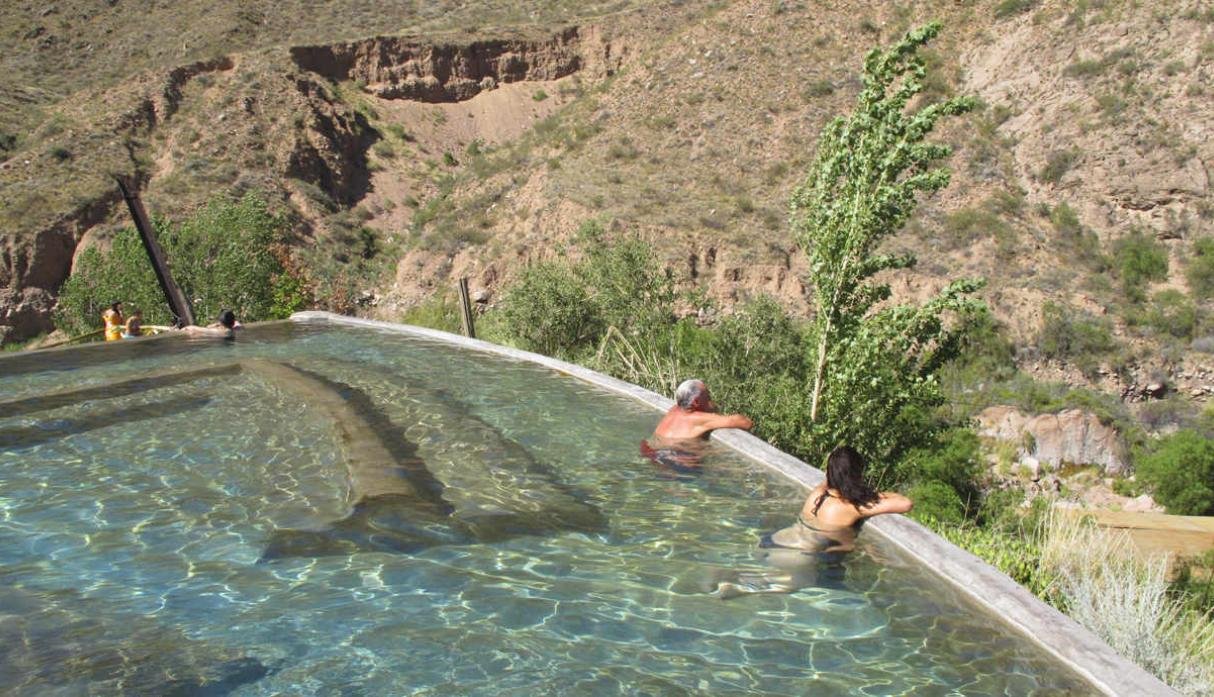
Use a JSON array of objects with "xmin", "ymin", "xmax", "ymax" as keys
[
  {"xmin": 976, "ymin": 406, "xmax": 1129, "ymax": 475},
  {"xmin": 290, "ymin": 26, "xmax": 621, "ymax": 104}
]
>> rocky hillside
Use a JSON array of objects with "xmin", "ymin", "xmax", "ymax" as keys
[{"xmin": 2, "ymin": 0, "xmax": 1212, "ymax": 404}]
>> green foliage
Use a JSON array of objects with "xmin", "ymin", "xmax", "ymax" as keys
[
  {"xmin": 908, "ymin": 481, "xmax": 968, "ymax": 525},
  {"xmin": 1048, "ymin": 203, "xmax": 1105, "ymax": 270},
  {"xmin": 936, "ymin": 523, "xmax": 1052, "ymax": 596},
  {"xmin": 1112, "ymin": 229, "xmax": 1169, "ymax": 301},
  {"xmin": 55, "ymin": 193, "xmax": 306, "ymax": 335},
  {"xmin": 790, "ymin": 22, "xmax": 985, "ymax": 466},
  {"xmin": 897, "ymin": 428, "xmax": 983, "ymax": 501},
  {"xmin": 803, "ymin": 79, "xmax": 835, "ymax": 99},
  {"xmin": 1126, "ymin": 289, "xmax": 1200, "ymax": 340},
  {"xmin": 1171, "ymin": 550, "xmax": 1214, "ymax": 616},
  {"xmin": 500, "ymin": 259, "xmax": 601, "ymax": 358},
  {"xmin": 1136, "ymin": 430, "xmax": 1214, "ymax": 515},
  {"xmin": 1040, "ymin": 149, "xmax": 1078, "ymax": 184},
  {"xmin": 1038, "ymin": 301, "xmax": 1118, "ymax": 374},
  {"xmin": 499, "ymin": 220, "xmax": 674, "ymax": 361},
  {"xmin": 938, "ymin": 310, "xmax": 1018, "ymax": 404},
  {"xmin": 399, "ymin": 291, "xmax": 463, "ymax": 334},
  {"xmin": 994, "ymin": 0, "xmax": 1038, "ymax": 20},
  {"xmin": 1186, "ymin": 237, "xmax": 1214, "ymax": 300}
]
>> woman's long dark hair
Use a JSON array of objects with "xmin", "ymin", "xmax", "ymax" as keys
[{"xmin": 812, "ymin": 446, "xmax": 881, "ymax": 514}]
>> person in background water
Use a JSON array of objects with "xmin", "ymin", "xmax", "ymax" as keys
[
  {"xmin": 102, "ymin": 301, "xmax": 124, "ymax": 342},
  {"xmin": 181, "ymin": 309, "xmax": 241, "ymax": 338},
  {"xmin": 122, "ymin": 308, "xmax": 143, "ymax": 339},
  {"xmin": 640, "ymin": 379, "xmax": 753, "ymax": 473},
  {"xmin": 715, "ymin": 446, "xmax": 913, "ymax": 598}
]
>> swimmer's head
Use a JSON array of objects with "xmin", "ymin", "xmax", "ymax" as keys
[
  {"xmin": 217, "ymin": 309, "xmax": 237, "ymax": 329},
  {"xmin": 824, "ymin": 446, "xmax": 879, "ymax": 508},
  {"xmin": 675, "ymin": 379, "xmax": 712, "ymax": 412}
]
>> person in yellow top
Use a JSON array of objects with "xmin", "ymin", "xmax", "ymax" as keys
[
  {"xmin": 122, "ymin": 308, "xmax": 143, "ymax": 339},
  {"xmin": 101, "ymin": 301, "xmax": 124, "ymax": 341}
]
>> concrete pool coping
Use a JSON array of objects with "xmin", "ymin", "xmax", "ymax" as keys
[{"xmin": 291, "ymin": 311, "xmax": 1175, "ymax": 696}]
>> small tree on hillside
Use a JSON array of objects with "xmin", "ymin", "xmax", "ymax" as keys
[{"xmin": 791, "ymin": 22, "xmax": 986, "ymax": 470}]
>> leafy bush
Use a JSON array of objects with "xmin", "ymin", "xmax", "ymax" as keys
[
  {"xmin": 897, "ymin": 428, "xmax": 983, "ymax": 502},
  {"xmin": 937, "ymin": 523, "xmax": 1051, "ymax": 595},
  {"xmin": 500, "ymin": 259, "xmax": 601, "ymax": 358},
  {"xmin": 1187, "ymin": 237, "xmax": 1214, "ymax": 300},
  {"xmin": 908, "ymin": 481, "xmax": 968, "ymax": 525},
  {"xmin": 1038, "ymin": 301, "xmax": 1118, "ymax": 373},
  {"xmin": 1040, "ymin": 149, "xmax": 1078, "ymax": 184},
  {"xmin": 790, "ymin": 22, "xmax": 984, "ymax": 471},
  {"xmin": 1127, "ymin": 290, "xmax": 1200, "ymax": 340},
  {"xmin": 55, "ymin": 193, "xmax": 307, "ymax": 335},
  {"xmin": 1113, "ymin": 229, "xmax": 1169, "ymax": 301},
  {"xmin": 994, "ymin": 0, "xmax": 1038, "ymax": 20},
  {"xmin": 500, "ymin": 220, "xmax": 675, "ymax": 362},
  {"xmin": 1049, "ymin": 203, "xmax": 1105, "ymax": 269},
  {"xmin": 1136, "ymin": 430, "xmax": 1214, "ymax": 515}
]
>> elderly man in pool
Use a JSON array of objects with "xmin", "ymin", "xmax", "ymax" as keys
[{"xmin": 640, "ymin": 379, "xmax": 753, "ymax": 473}]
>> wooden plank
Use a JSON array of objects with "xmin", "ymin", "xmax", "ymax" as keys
[
  {"xmin": 457, "ymin": 277, "xmax": 476, "ymax": 339},
  {"xmin": 115, "ymin": 178, "xmax": 196, "ymax": 327}
]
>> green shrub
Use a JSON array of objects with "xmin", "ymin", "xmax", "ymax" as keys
[
  {"xmin": 499, "ymin": 220, "xmax": 675, "ymax": 360},
  {"xmin": 802, "ymin": 79, "xmax": 835, "ymax": 99},
  {"xmin": 1049, "ymin": 203, "xmax": 1105, "ymax": 269},
  {"xmin": 1127, "ymin": 289, "xmax": 1200, "ymax": 340},
  {"xmin": 1136, "ymin": 430, "xmax": 1214, "ymax": 515},
  {"xmin": 937, "ymin": 523, "xmax": 1051, "ymax": 596},
  {"xmin": 897, "ymin": 428, "xmax": 983, "ymax": 502},
  {"xmin": 1038, "ymin": 301, "xmax": 1118, "ymax": 366},
  {"xmin": 1112, "ymin": 229, "xmax": 1169, "ymax": 301},
  {"xmin": 1186, "ymin": 237, "xmax": 1214, "ymax": 300},
  {"xmin": 908, "ymin": 481, "xmax": 968, "ymax": 525},
  {"xmin": 1040, "ymin": 149, "xmax": 1078, "ymax": 184},
  {"xmin": 500, "ymin": 260, "xmax": 599, "ymax": 358},
  {"xmin": 400, "ymin": 291, "xmax": 462, "ymax": 334},
  {"xmin": 994, "ymin": 0, "xmax": 1037, "ymax": 19},
  {"xmin": 55, "ymin": 192, "xmax": 307, "ymax": 335},
  {"xmin": 942, "ymin": 207, "xmax": 1009, "ymax": 247}
]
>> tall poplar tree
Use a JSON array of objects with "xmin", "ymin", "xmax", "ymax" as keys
[{"xmin": 791, "ymin": 22, "xmax": 986, "ymax": 467}]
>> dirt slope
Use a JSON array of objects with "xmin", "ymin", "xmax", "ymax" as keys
[{"xmin": 1, "ymin": 0, "xmax": 1212, "ymax": 403}]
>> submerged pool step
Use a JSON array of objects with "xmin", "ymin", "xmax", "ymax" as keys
[
  {"xmin": 0, "ymin": 363, "xmax": 241, "ymax": 419},
  {"xmin": 244, "ymin": 358, "xmax": 605, "ymax": 561},
  {"xmin": 292, "ymin": 358, "xmax": 606, "ymax": 530}
]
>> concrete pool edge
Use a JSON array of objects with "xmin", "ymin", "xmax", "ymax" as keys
[{"xmin": 290, "ymin": 311, "xmax": 1175, "ymax": 696}]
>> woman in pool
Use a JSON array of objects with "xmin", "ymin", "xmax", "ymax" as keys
[{"xmin": 715, "ymin": 446, "xmax": 913, "ymax": 598}]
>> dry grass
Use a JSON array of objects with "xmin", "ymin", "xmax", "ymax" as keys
[{"xmin": 1041, "ymin": 510, "xmax": 1214, "ymax": 695}]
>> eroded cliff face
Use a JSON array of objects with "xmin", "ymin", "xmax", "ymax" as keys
[
  {"xmin": 290, "ymin": 26, "xmax": 617, "ymax": 103},
  {"xmin": 0, "ymin": 26, "xmax": 618, "ymax": 343}
]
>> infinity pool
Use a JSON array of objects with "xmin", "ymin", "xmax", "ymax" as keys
[{"xmin": 0, "ymin": 322, "xmax": 1092, "ymax": 694}]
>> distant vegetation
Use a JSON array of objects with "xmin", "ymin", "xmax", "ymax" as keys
[{"xmin": 55, "ymin": 193, "xmax": 308, "ymax": 335}]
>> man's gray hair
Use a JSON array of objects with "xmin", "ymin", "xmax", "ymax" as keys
[{"xmin": 675, "ymin": 379, "xmax": 707, "ymax": 410}]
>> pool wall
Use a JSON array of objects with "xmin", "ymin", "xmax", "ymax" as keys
[{"xmin": 290, "ymin": 311, "xmax": 1175, "ymax": 696}]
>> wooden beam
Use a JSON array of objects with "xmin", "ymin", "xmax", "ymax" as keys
[
  {"xmin": 115, "ymin": 178, "xmax": 195, "ymax": 327},
  {"xmin": 457, "ymin": 277, "xmax": 476, "ymax": 339}
]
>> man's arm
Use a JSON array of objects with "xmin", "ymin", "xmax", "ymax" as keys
[{"xmin": 696, "ymin": 412, "xmax": 753, "ymax": 432}]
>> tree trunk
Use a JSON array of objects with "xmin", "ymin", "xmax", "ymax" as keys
[{"xmin": 809, "ymin": 315, "xmax": 831, "ymax": 422}]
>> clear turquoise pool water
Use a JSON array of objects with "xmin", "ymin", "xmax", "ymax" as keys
[{"xmin": 0, "ymin": 322, "xmax": 1092, "ymax": 695}]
